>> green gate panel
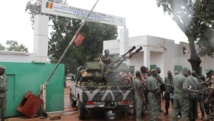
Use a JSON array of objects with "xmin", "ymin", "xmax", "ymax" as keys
[{"xmin": 0, "ymin": 62, "xmax": 65, "ymax": 117}]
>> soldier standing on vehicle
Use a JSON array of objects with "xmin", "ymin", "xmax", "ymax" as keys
[
  {"xmin": 0, "ymin": 65, "xmax": 8, "ymax": 121},
  {"xmin": 133, "ymin": 71, "xmax": 145, "ymax": 121},
  {"xmin": 156, "ymin": 67, "xmax": 164, "ymax": 113},
  {"xmin": 146, "ymin": 69, "xmax": 161, "ymax": 121},
  {"xmin": 100, "ymin": 49, "xmax": 112, "ymax": 64},
  {"xmin": 204, "ymin": 68, "xmax": 214, "ymax": 121},
  {"xmin": 164, "ymin": 70, "xmax": 174, "ymax": 115}
]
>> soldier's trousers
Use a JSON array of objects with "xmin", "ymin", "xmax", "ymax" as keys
[
  {"xmin": 204, "ymin": 94, "xmax": 210, "ymax": 115},
  {"xmin": 0, "ymin": 97, "xmax": 6, "ymax": 118},
  {"xmin": 165, "ymin": 93, "xmax": 173, "ymax": 110},
  {"xmin": 209, "ymin": 98, "xmax": 214, "ymax": 121},
  {"xmin": 171, "ymin": 94, "xmax": 190, "ymax": 121},
  {"xmin": 188, "ymin": 97, "xmax": 198, "ymax": 121},
  {"xmin": 148, "ymin": 92, "xmax": 159, "ymax": 121},
  {"xmin": 135, "ymin": 96, "xmax": 143, "ymax": 118}
]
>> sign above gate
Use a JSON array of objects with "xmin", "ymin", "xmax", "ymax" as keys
[{"xmin": 41, "ymin": 0, "xmax": 126, "ymax": 27}]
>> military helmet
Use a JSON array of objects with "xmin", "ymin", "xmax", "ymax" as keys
[
  {"xmin": 0, "ymin": 65, "xmax": 5, "ymax": 69},
  {"xmin": 205, "ymin": 68, "xmax": 214, "ymax": 74}
]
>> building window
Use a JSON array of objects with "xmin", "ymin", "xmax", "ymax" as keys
[
  {"xmin": 174, "ymin": 65, "xmax": 182, "ymax": 75},
  {"xmin": 150, "ymin": 65, "xmax": 157, "ymax": 70},
  {"xmin": 129, "ymin": 66, "xmax": 135, "ymax": 75}
]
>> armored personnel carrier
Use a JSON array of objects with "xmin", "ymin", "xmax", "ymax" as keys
[{"xmin": 70, "ymin": 46, "xmax": 142, "ymax": 119}]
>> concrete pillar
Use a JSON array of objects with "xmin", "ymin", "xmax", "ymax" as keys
[
  {"xmin": 119, "ymin": 28, "xmax": 129, "ymax": 64},
  {"xmin": 144, "ymin": 46, "xmax": 150, "ymax": 69},
  {"xmin": 119, "ymin": 28, "xmax": 129, "ymax": 56},
  {"xmin": 33, "ymin": 15, "xmax": 49, "ymax": 62}
]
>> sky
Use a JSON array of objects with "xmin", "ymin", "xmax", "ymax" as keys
[{"xmin": 0, "ymin": 0, "xmax": 188, "ymax": 53}]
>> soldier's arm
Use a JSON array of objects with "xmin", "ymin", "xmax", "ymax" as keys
[
  {"xmin": 183, "ymin": 78, "xmax": 201, "ymax": 94},
  {"xmin": 151, "ymin": 79, "xmax": 161, "ymax": 100},
  {"xmin": 137, "ymin": 86, "xmax": 145, "ymax": 101}
]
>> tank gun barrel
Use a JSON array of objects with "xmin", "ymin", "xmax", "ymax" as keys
[
  {"xmin": 129, "ymin": 46, "xmax": 142, "ymax": 58},
  {"xmin": 110, "ymin": 46, "xmax": 136, "ymax": 65},
  {"xmin": 122, "ymin": 46, "xmax": 136, "ymax": 57},
  {"xmin": 113, "ymin": 46, "xmax": 142, "ymax": 69}
]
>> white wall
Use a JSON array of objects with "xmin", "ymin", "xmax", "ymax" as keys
[
  {"xmin": 103, "ymin": 35, "xmax": 214, "ymax": 77},
  {"xmin": 129, "ymin": 52, "xmax": 144, "ymax": 71},
  {"xmin": 0, "ymin": 51, "xmax": 36, "ymax": 62}
]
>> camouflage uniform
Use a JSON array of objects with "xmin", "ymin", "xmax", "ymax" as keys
[
  {"xmin": 146, "ymin": 75, "xmax": 160, "ymax": 121},
  {"xmin": 207, "ymin": 77, "xmax": 214, "ymax": 121},
  {"xmin": 0, "ymin": 65, "xmax": 7, "ymax": 119},
  {"xmin": 133, "ymin": 78, "xmax": 144, "ymax": 121},
  {"xmin": 164, "ymin": 76, "xmax": 174, "ymax": 113},
  {"xmin": 186, "ymin": 76, "xmax": 200, "ymax": 121},
  {"xmin": 171, "ymin": 74, "xmax": 189, "ymax": 121}
]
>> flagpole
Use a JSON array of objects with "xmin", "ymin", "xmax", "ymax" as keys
[{"xmin": 40, "ymin": 0, "xmax": 100, "ymax": 93}]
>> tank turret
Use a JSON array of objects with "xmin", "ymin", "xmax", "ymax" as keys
[{"xmin": 77, "ymin": 46, "xmax": 142, "ymax": 86}]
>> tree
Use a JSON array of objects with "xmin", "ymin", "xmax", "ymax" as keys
[
  {"xmin": 26, "ymin": 0, "xmax": 117, "ymax": 73},
  {"xmin": 156, "ymin": 0, "xmax": 214, "ymax": 74},
  {"xmin": 0, "ymin": 43, "xmax": 5, "ymax": 51},
  {"xmin": 6, "ymin": 40, "xmax": 28, "ymax": 52}
]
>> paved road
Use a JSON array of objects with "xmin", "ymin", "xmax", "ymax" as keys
[{"xmin": 7, "ymin": 81, "xmax": 203, "ymax": 121}]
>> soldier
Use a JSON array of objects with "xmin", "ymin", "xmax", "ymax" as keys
[
  {"xmin": 171, "ymin": 67, "xmax": 190, "ymax": 121},
  {"xmin": 204, "ymin": 68, "xmax": 214, "ymax": 121},
  {"xmin": 100, "ymin": 49, "xmax": 111, "ymax": 64},
  {"xmin": 0, "ymin": 65, "xmax": 8, "ymax": 121},
  {"xmin": 164, "ymin": 70, "xmax": 174, "ymax": 115},
  {"xmin": 140, "ymin": 66, "xmax": 149, "ymax": 116},
  {"xmin": 171, "ymin": 67, "xmax": 200, "ymax": 121},
  {"xmin": 197, "ymin": 74, "xmax": 206, "ymax": 120},
  {"xmin": 187, "ymin": 70, "xmax": 201, "ymax": 121},
  {"xmin": 146, "ymin": 69, "xmax": 161, "ymax": 121},
  {"xmin": 156, "ymin": 67, "xmax": 164, "ymax": 113},
  {"xmin": 133, "ymin": 70, "xmax": 145, "ymax": 121}
]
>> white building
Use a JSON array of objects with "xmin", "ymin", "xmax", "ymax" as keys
[
  {"xmin": 0, "ymin": 15, "xmax": 48, "ymax": 63},
  {"xmin": 103, "ymin": 34, "xmax": 214, "ymax": 78}
]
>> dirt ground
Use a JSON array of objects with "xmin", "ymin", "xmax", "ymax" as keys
[{"xmin": 7, "ymin": 81, "xmax": 204, "ymax": 121}]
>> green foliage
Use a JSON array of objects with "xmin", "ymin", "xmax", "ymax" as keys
[
  {"xmin": 0, "ymin": 43, "xmax": 6, "ymax": 51},
  {"xmin": 157, "ymin": 0, "xmax": 214, "ymax": 57},
  {"xmin": 6, "ymin": 40, "xmax": 28, "ymax": 52},
  {"xmin": 26, "ymin": 0, "xmax": 117, "ymax": 73},
  {"xmin": 0, "ymin": 41, "xmax": 28, "ymax": 52}
]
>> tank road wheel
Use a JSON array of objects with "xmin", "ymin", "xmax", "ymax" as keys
[
  {"xmin": 70, "ymin": 95, "xmax": 76, "ymax": 107},
  {"xmin": 78, "ymin": 100, "xmax": 86, "ymax": 119}
]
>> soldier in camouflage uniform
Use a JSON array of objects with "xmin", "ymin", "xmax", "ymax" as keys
[
  {"xmin": 100, "ymin": 49, "xmax": 112, "ymax": 64},
  {"xmin": 204, "ymin": 68, "xmax": 214, "ymax": 121},
  {"xmin": 0, "ymin": 65, "xmax": 7, "ymax": 121},
  {"xmin": 140, "ymin": 66, "xmax": 149, "ymax": 116},
  {"xmin": 133, "ymin": 71, "xmax": 145, "ymax": 121},
  {"xmin": 146, "ymin": 69, "xmax": 161, "ymax": 121},
  {"xmin": 164, "ymin": 70, "xmax": 174, "ymax": 115}
]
